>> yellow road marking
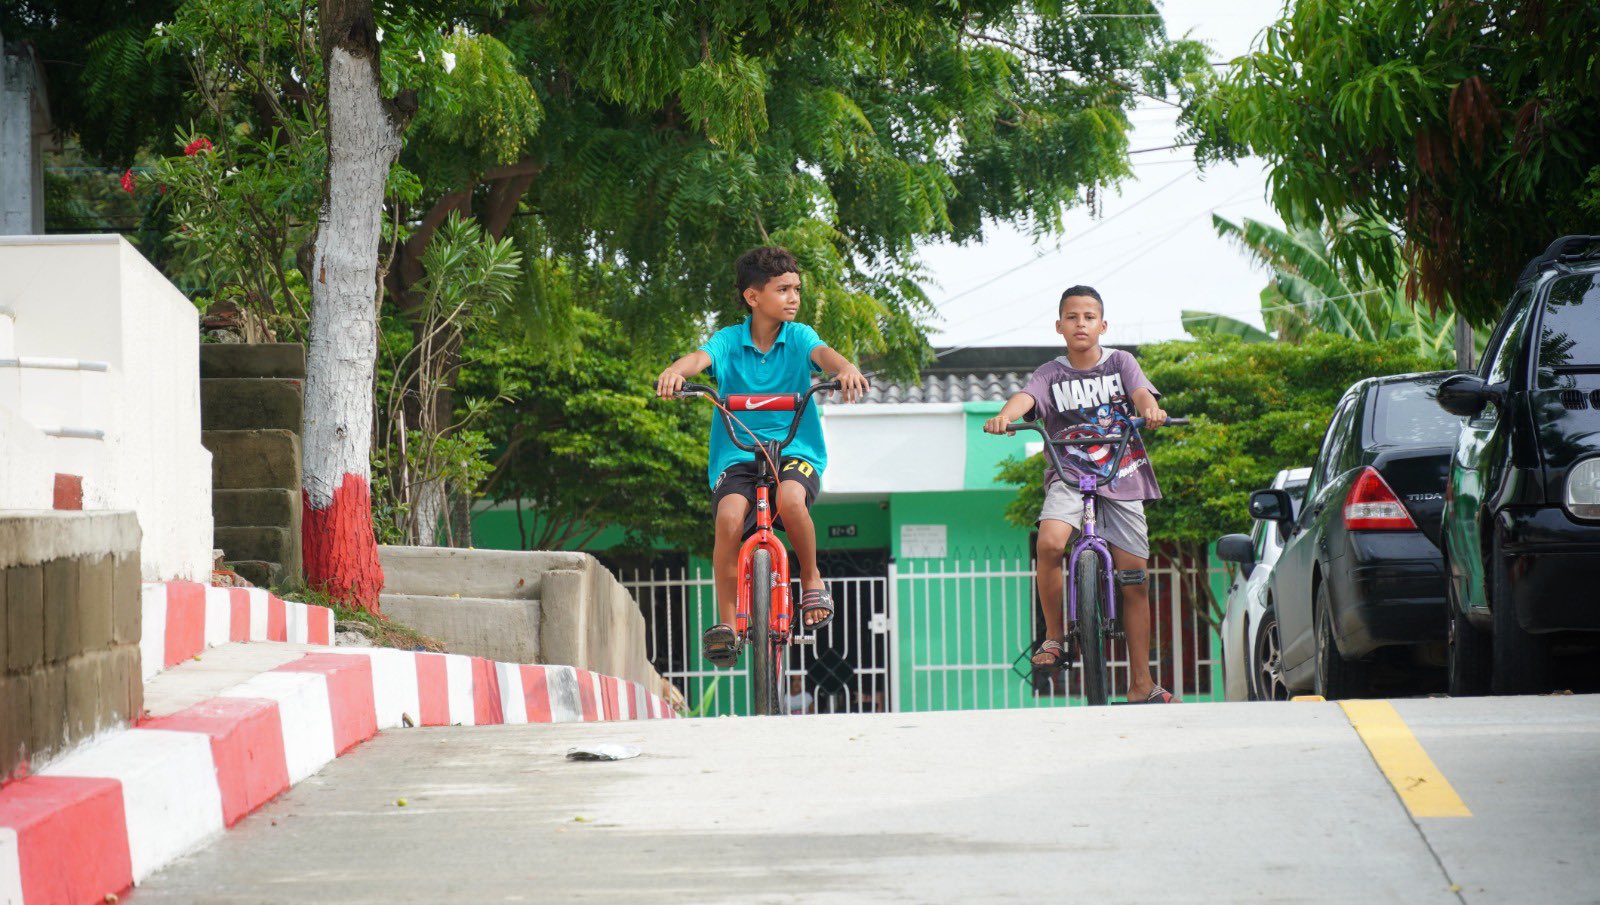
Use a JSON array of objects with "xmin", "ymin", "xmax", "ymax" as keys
[{"xmin": 1340, "ymin": 700, "xmax": 1471, "ymax": 818}]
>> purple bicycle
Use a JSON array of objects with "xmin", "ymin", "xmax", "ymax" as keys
[{"xmin": 1006, "ymin": 415, "xmax": 1186, "ymax": 706}]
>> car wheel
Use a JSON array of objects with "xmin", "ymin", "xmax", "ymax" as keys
[
  {"xmin": 1251, "ymin": 608, "xmax": 1290, "ymax": 701},
  {"xmin": 1489, "ymin": 533, "xmax": 1550, "ymax": 695},
  {"xmin": 1444, "ymin": 550, "xmax": 1490, "ymax": 696},
  {"xmin": 1313, "ymin": 582, "xmax": 1367, "ymax": 700}
]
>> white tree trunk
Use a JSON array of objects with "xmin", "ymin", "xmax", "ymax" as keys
[{"xmin": 301, "ymin": 40, "xmax": 404, "ymax": 609}]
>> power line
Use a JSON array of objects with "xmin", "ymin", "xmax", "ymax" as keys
[
  {"xmin": 929, "ymin": 167, "xmax": 1198, "ymax": 320},
  {"xmin": 929, "ymin": 187, "xmax": 1262, "ymax": 356}
]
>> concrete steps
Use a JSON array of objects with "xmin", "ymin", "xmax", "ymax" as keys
[
  {"xmin": 200, "ymin": 378, "xmax": 301, "ymax": 432},
  {"xmin": 200, "ymin": 344, "xmax": 305, "ymax": 588},
  {"xmin": 378, "ymin": 546, "xmax": 588, "ymax": 600},
  {"xmin": 379, "ymin": 594, "xmax": 543, "ymax": 664}
]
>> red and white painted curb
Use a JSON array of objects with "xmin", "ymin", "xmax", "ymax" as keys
[
  {"xmin": 1, "ymin": 595, "xmax": 675, "ymax": 904},
  {"xmin": 139, "ymin": 582, "xmax": 336, "ymax": 680}
]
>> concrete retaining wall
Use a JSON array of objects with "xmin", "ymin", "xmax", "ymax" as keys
[
  {"xmin": 0, "ymin": 235, "xmax": 213, "ymax": 581},
  {"xmin": 377, "ymin": 547, "xmax": 667, "ymax": 694},
  {"xmin": 0, "ymin": 511, "xmax": 142, "ymax": 777}
]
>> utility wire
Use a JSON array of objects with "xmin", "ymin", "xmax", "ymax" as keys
[
  {"xmin": 929, "ymin": 167, "xmax": 1198, "ymax": 320},
  {"xmin": 930, "ymin": 187, "xmax": 1258, "ymax": 356}
]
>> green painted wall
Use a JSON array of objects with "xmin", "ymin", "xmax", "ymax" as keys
[
  {"xmin": 809, "ymin": 500, "xmax": 891, "ymax": 551},
  {"xmin": 962, "ymin": 400, "xmax": 1034, "ymax": 491}
]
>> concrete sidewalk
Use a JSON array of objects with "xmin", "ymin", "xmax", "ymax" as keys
[{"xmin": 128, "ymin": 695, "xmax": 1600, "ymax": 904}]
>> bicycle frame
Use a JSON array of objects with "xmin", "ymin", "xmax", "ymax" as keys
[
  {"xmin": 1068, "ymin": 473, "xmax": 1120, "ymax": 629},
  {"xmin": 735, "ymin": 455, "xmax": 793, "ymax": 641}
]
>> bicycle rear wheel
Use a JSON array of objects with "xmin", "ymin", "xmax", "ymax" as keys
[
  {"xmin": 748, "ymin": 548, "xmax": 783, "ymax": 715},
  {"xmin": 1073, "ymin": 548, "xmax": 1110, "ymax": 706}
]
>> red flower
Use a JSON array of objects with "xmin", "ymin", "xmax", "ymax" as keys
[
  {"xmin": 184, "ymin": 137, "xmax": 213, "ymax": 156},
  {"xmin": 120, "ymin": 169, "xmax": 135, "ymax": 194}
]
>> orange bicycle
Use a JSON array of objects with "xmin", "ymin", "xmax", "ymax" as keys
[{"xmin": 674, "ymin": 379, "xmax": 839, "ymax": 716}]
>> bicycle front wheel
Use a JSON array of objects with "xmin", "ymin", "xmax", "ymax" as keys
[
  {"xmin": 1073, "ymin": 548, "xmax": 1110, "ymax": 706},
  {"xmin": 748, "ymin": 548, "xmax": 782, "ymax": 716}
]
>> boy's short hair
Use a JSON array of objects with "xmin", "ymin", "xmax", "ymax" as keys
[
  {"xmin": 1058, "ymin": 284, "xmax": 1104, "ymax": 316},
  {"xmin": 735, "ymin": 246, "xmax": 801, "ymax": 307}
]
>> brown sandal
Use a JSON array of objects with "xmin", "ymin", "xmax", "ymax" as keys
[{"xmin": 1031, "ymin": 639, "xmax": 1069, "ymax": 668}]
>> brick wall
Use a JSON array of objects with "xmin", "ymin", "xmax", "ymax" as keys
[{"xmin": 0, "ymin": 511, "xmax": 142, "ymax": 777}]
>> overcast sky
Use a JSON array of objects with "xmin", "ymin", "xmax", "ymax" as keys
[{"xmin": 918, "ymin": 0, "xmax": 1289, "ymax": 350}]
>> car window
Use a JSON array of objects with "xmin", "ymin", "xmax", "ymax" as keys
[
  {"xmin": 1250, "ymin": 519, "xmax": 1269, "ymax": 560},
  {"xmin": 1285, "ymin": 480, "xmax": 1308, "ymax": 517},
  {"xmin": 1306, "ymin": 391, "xmax": 1359, "ymax": 508},
  {"xmin": 1373, "ymin": 379, "xmax": 1463, "ymax": 446},
  {"xmin": 1478, "ymin": 289, "xmax": 1531, "ymax": 382},
  {"xmin": 1535, "ymin": 273, "xmax": 1600, "ymax": 388},
  {"xmin": 1486, "ymin": 291, "xmax": 1535, "ymax": 386}
]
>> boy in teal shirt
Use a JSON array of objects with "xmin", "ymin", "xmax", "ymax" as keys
[{"xmin": 656, "ymin": 246, "xmax": 868, "ymax": 665}]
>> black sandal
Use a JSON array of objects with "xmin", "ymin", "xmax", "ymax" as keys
[
  {"xmin": 798, "ymin": 588, "xmax": 835, "ymax": 632},
  {"xmin": 702, "ymin": 623, "xmax": 739, "ymax": 667},
  {"xmin": 1031, "ymin": 639, "xmax": 1069, "ymax": 669}
]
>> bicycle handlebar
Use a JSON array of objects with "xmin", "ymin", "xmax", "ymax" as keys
[
  {"xmin": 1004, "ymin": 416, "xmax": 1188, "ymax": 490},
  {"xmin": 674, "ymin": 379, "xmax": 842, "ymax": 453}
]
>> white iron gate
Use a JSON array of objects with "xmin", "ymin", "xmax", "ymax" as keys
[{"xmin": 624, "ymin": 566, "xmax": 890, "ymax": 717}]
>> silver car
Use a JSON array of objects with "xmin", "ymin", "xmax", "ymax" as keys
[{"xmin": 1216, "ymin": 468, "xmax": 1311, "ymax": 701}]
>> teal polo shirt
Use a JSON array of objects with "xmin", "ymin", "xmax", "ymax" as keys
[{"xmin": 699, "ymin": 318, "xmax": 828, "ymax": 488}]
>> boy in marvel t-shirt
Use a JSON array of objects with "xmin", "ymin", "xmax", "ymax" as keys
[{"xmin": 983, "ymin": 284, "xmax": 1176, "ymax": 703}]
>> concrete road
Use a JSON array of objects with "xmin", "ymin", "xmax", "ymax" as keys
[{"xmin": 131, "ymin": 696, "xmax": 1600, "ymax": 904}]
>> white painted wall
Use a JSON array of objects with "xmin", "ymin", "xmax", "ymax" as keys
[
  {"xmin": 819, "ymin": 404, "xmax": 967, "ymax": 495},
  {"xmin": 0, "ymin": 404, "xmax": 51, "ymax": 507},
  {"xmin": 0, "ymin": 235, "xmax": 213, "ymax": 580}
]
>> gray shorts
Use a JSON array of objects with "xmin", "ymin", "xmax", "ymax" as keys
[{"xmin": 1039, "ymin": 481, "xmax": 1150, "ymax": 560}]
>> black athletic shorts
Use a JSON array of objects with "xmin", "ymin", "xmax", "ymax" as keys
[{"xmin": 712, "ymin": 457, "xmax": 820, "ymax": 537}]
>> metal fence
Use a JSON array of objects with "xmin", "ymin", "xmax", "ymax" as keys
[
  {"xmin": 626, "ymin": 551, "xmax": 1220, "ymax": 715},
  {"xmin": 623, "ymin": 566, "xmax": 890, "ymax": 717},
  {"xmin": 892, "ymin": 551, "xmax": 1221, "ymax": 711}
]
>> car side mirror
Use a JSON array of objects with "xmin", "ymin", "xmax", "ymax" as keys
[
  {"xmin": 1216, "ymin": 533, "xmax": 1256, "ymax": 579},
  {"xmin": 1248, "ymin": 489, "xmax": 1292, "ymax": 522},
  {"xmin": 1435, "ymin": 373, "xmax": 1504, "ymax": 419}
]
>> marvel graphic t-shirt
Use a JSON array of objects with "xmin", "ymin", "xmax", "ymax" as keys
[{"xmin": 1020, "ymin": 349, "xmax": 1163, "ymax": 501}]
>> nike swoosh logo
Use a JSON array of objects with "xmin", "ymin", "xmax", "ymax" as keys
[{"xmin": 745, "ymin": 398, "xmax": 782, "ymax": 409}]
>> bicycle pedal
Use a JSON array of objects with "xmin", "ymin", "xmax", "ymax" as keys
[{"xmin": 1115, "ymin": 569, "xmax": 1147, "ymax": 587}]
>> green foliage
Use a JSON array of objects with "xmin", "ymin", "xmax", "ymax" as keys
[
  {"xmin": 1179, "ymin": 310, "xmax": 1272, "ymax": 343},
  {"xmin": 1187, "ymin": 0, "xmax": 1600, "ymax": 325},
  {"xmin": 376, "ymin": 215, "xmax": 521, "ymax": 544},
  {"xmin": 403, "ymin": 31, "xmax": 544, "ymax": 188},
  {"xmin": 1185, "ymin": 215, "xmax": 1459, "ymax": 359},
  {"xmin": 462, "ymin": 308, "xmax": 712, "ymax": 554},
  {"xmin": 152, "ymin": 123, "xmax": 324, "ymax": 334},
  {"xmin": 998, "ymin": 335, "xmax": 1443, "ymax": 544}
]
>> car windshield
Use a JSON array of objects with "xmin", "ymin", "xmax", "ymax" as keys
[
  {"xmin": 1536, "ymin": 273, "xmax": 1600, "ymax": 385},
  {"xmin": 1373, "ymin": 380, "xmax": 1462, "ymax": 446}
]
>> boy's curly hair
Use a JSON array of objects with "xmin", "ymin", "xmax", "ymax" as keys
[{"xmin": 734, "ymin": 246, "xmax": 801, "ymax": 308}]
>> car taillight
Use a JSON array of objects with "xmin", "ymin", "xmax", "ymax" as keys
[{"xmin": 1343, "ymin": 467, "xmax": 1417, "ymax": 530}]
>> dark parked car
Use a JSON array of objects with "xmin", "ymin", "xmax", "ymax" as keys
[
  {"xmin": 1248, "ymin": 372, "xmax": 1463, "ymax": 698},
  {"xmin": 1436, "ymin": 235, "xmax": 1600, "ymax": 695}
]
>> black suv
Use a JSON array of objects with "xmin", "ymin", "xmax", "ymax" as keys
[
  {"xmin": 1435, "ymin": 235, "xmax": 1600, "ymax": 695},
  {"xmin": 1249, "ymin": 372, "xmax": 1462, "ymax": 698}
]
